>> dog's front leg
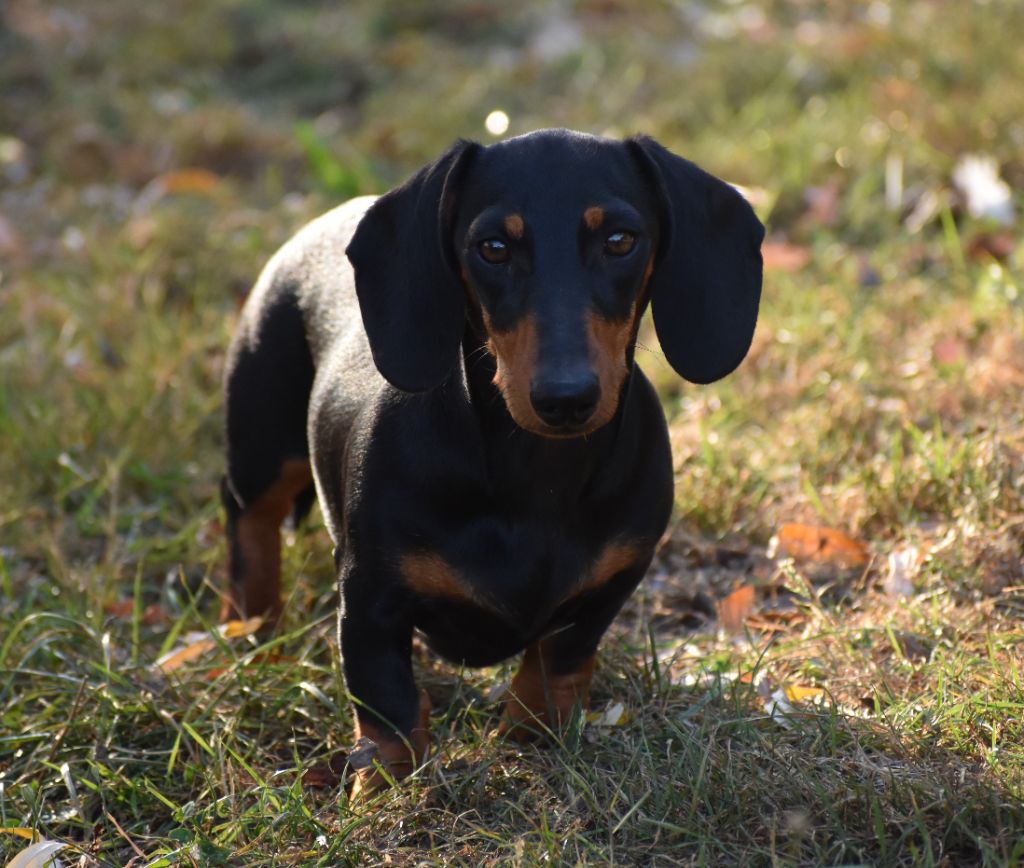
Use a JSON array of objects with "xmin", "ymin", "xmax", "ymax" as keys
[
  {"xmin": 500, "ymin": 557, "xmax": 652, "ymax": 740},
  {"xmin": 338, "ymin": 573, "xmax": 429, "ymax": 798}
]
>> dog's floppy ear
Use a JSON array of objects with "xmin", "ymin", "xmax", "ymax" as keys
[
  {"xmin": 628, "ymin": 136, "xmax": 764, "ymax": 385},
  {"xmin": 346, "ymin": 140, "xmax": 479, "ymax": 393}
]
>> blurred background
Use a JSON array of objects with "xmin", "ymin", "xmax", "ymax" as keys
[{"xmin": 2, "ymin": 0, "xmax": 1023, "ymax": 863}]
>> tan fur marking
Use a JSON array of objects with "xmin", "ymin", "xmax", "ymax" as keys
[
  {"xmin": 583, "ymin": 257, "xmax": 655, "ymax": 430},
  {"xmin": 482, "ymin": 312, "xmax": 545, "ymax": 433},
  {"xmin": 585, "ymin": 305, "xmax": 637, "ymax": 430},
  {"xmin": 223, "ymin": 458, "xmax": 313, "ymax": 623},
  {"xmin": 350, "ymin": 690, "xmax": 432, "ymax": 798},
  {"xmin": 499, "ymin": 643, "xmax": 596, "ymax": 741},
  {"xmin": 583, "ymin": 206, "xmax": 605, "ymax": 230},
  {"xmin": 580, "ymin": 541, "xmax": 644, "ymax": 596},
  {"xmin": 504, "ymin": 213, "xmax": 525, "ymax": 239},
  {"xmin": 400, "ymin": 552, "xmax": 474, "ymax": 601}
]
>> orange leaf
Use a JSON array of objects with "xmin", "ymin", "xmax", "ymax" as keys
[
  {"xmin": 770, "ymin": 523, "xmax": 869, "ymax": 568},
  {"xmin": 220, "ymin": 617, "xmax": 264, "ymax": 638},
  {"xmin": 155, "ymin": 637, "xmax": 217, "ymax": 673},
  {"xmin": 783, "ymin": 684, "xmax": 825, "ymax": 703},
  {"xmin": 155, "ymin": 617, "xmax": 264, "ymax": 673},
  {"xmin": 157, "ymin": 167, "xmax": 220, "ymax": 195},
  {"xmin": 104, "ymin": 599, "xmax": 135, "ymax": 619},
  {"xmin": 718, "ymin": 584, "xmax": 757, "ymax": 634}
]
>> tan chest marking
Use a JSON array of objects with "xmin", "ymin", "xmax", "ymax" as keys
[
  {"xmin": 573, "ymin": 541, "xmax": 645, "ymax": 599},
  {"xmin": 400, "ymin": 552, "xmax": 480, "ymax": 606}
]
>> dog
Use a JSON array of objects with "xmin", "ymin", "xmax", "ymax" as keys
[{"xmin": 220, "ymin": 128, "xmax": 763, "ymax": 796}]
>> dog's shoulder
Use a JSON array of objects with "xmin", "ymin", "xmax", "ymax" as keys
[
  {"xmin": 241, "ymin": 196, "xmax": 378, "ymax": 360},
  {"xmin": 272, "ymin": 195, "xmax": 378, "ymax": 289}
]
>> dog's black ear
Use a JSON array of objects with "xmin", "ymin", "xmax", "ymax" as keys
[
  {"xmin": 346, "ymin": 140, "xmax": 479, "ymax": 393},
  {"xmin": 628, "ymin": 136, "xmax": 764, "ymax": 385}
]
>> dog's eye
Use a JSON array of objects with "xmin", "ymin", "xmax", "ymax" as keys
[
  {"xmin": 479, "ymin": 238, "xmax": 510, "ymax": 264},
  {"xmin": 604, "ymin": 231, "xmax": 636, "ymax": 257}
]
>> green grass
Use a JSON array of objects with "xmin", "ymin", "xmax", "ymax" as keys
[{"xmin": 2, "ymin": 0, "xmax": 1024, "ymax": 864}]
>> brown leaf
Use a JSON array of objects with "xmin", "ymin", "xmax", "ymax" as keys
[
  {"xmin": 104, "ymin": 599, "xmax": 135, "ymax": 619},
  {"xmin": 967, "ymin": 230, "xmax": 1016, "ymax": 262},
  {"xmin": 762, "ymin": 241, "xmax": 811, "ymax": 273},
  {"xmin": 769, "ymin": 523, "xmax": 870, "ymax": 568},
  {"xmin": 142, "ymin": 604, "xmax": 171, "ymax": 626},
  {"xmin": 304, "ymin": 752, "xmax": 349, "ymax": 789},
  {"xmin": 717, "ymin": 584, "xmax": 757, "ymax": 634},
  {"xmin": 0, "ymin": 212, "xmax": 25, "ymax": 261},
  {"xmin": 932, "ymin": 336, "xmax": 967, "ymax": 366},
  {"xmin": 157, "ymin": 167, "xmax": 221, "ymax": 195}
]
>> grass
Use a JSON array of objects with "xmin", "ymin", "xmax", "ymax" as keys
[{"xmin": 2, "ymin": 0, "xmax": 1023, "ymax": 863}]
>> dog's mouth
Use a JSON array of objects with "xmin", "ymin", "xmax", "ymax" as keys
[
  {"xmin": 513, "ymin": 414, "xmax": 608, "ymax": 440},
  {"xmin": 499, "ymin": 391, "xmax": 621, "ymax": 439}
]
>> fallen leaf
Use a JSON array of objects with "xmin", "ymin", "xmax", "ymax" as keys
[
  {"xmin": 303, "ymin": 752, "xmax": 349, "ymax": 789},
  {"xmin": 0, "ymin": 212, "xmax": 24, "ymax": 261},
  {"xmin": 783, "ymin": 684, "xmax": 825, "ymax": 703},
  {"xmin": 6, "ymin": 839, "xmax": 66, "ymax": 868},
  {"xmin": 155, "ymin": 637, "xmax": 217, "ymax": 673},
  {"xmin": 220, "ymin": 617, "xmax": 264, "ymax": 639},
  {"xmin": 763, "ymin": 687, "xmax": 798, "ymax": 728},
  {"xmin": 155, "ymin": 617, "xmax": 264, "ymax": 673},
  {"xmin": 586, "ymin": 701, "xmax": 629, "ymax": 727},
  {"xmin": 761, "ymin": 241, "xmax": 811, "ymax": 273},
  {"xmin": 142, "ymin": 604, "xmax": 171, "ymax": 626},
  {"xmin": 884, "ymin": 546, "xmax": 919, "ymax": 597},
  {"xmin": 932, "ymin": 337, "xmax": 967, "ymax": 366},
  {"xmin": 768, "ymin": 523, "xmax": 870, "ymax": 568},
  {"xmin": 967, "ymin": 230, "xmax": 1016, "ymax": 262},
  {"xmin": 156, "ymin": 167, "xmax": 221, "ymax": 196},
  {"xmin": 0, "ymin": 828, "xmax": 37, "ymax": 841},
  {"xmin": 487, "ymin": 680, "xmax": 510, "ymax": 703},
  {"xmin": 104, "ymin": 599, "xmax": 135, "ymax": 619},
  {"xmin": 717, "ymin": 584, "xmax": 757, "ymax": 634}
]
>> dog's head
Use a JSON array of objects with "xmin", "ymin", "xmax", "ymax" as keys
[{"xmin": 346, "ymin": 129, "xmax": 764, "ymax": 438}]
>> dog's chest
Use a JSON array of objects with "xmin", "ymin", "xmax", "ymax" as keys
[{"xmin": 399, "ymin": 517, "xmax": 642, "ymax": 660}]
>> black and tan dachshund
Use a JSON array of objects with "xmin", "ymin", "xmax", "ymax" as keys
[{"xmin": 221, "ymin": 128, "xmax": 763, "ymax": 795}]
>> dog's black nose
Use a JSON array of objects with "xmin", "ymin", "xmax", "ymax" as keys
[{"xmin": 530, "ymin": 377, "xmax": 601, "ymax": 428}]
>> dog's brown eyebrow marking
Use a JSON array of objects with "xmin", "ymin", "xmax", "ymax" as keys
[
  {"xmin": 504, "ymin": 214, "xmax": 525, "ymax": 239},
  {"xmin": 583, "ymin": 206, "xmax": 605, "ymax": 230}
]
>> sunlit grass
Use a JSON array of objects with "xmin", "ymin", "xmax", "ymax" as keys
[{"xmin": 2, "ymin": 0, "xmax": 1023, "ymax": 863}]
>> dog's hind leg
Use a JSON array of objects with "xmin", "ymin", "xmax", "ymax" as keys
[{"xmin": 221, "ymin": 281, "xmax": 315, "ymax": 623}]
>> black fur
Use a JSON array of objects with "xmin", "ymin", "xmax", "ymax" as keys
[{"xmin": 222, "ymin": 128, "xmax": 763, "ymax": 786}]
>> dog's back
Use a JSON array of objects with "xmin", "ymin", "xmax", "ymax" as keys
[{"xmin": 221, "ymin": 196, "xmax": 380, "ymax": 620}]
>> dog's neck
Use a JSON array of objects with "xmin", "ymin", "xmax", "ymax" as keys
[{"xmin": 458, "ymin": 325, "xmax": 640, "ymax": 508}]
